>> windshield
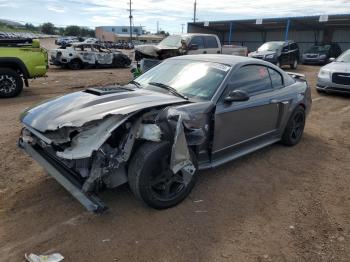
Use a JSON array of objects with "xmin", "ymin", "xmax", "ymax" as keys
[
  {"xmin": 158, "ymin": 35, "xmax": 183, "ymax": 48},
  {"xmin": 306, "ymin": 45, "xmax": 330, "ymax": 53},
  {"xmin": 336, "ymin": 51, "xmax": 350, "ymax": 62},
  {"xmin": 135, "ymin": 59, "xmax": 230, "ymax": 100},
  {"xmin": 258, "ymin": 42, "xmax": 283, "ymax": 52}
]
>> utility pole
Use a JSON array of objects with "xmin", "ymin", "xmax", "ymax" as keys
[
  {"xmin": 181, "ymin": 24, "xmax": 185, "ymax": 33},
  {"xmin": 193, "ymin": 0, "xmax": 197, "ymax": 23},
  {"xmin": 127, "ymin": 0, "xmax": 133, "ymax": 43},
  {"xmin": 157, "ymin": 21, "xmax": 159, "ymax": 34}
]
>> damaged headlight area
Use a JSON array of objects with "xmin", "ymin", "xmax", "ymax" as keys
[{"xmin": 19, "ymin": 105, "xmax": 209, "ymax": 212}]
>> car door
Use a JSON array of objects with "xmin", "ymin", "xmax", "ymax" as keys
[
  {"xmin": 280, "ymin": 43, "xmax": 290, "ymax": 65},
  {"xmin": 212, "ymin": 65, "xmax": 281, "ymax": 160},
  {"xmin": 187, "ymin": 36, "xmax": 206, "ymax": 55},
  {"xmin": 203, "ymin": 36, "xmax": 221, "ymax": 54},
  {"xmin": 94, "ymin": 45, "xmax": 113, "ymax": 65}
]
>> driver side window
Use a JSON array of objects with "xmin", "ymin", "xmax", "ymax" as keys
[
  {"xmin": 190, "ymin": 36, "xmax": 205, "ymax": 49},
  {"xmin": 222, "ymin": 65, "xmax": 273, "ymax": 100}
]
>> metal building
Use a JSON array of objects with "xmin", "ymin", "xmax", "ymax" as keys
[{"xmin": 187, "ymin": 14, "xmax": 350, "ymax": 52}]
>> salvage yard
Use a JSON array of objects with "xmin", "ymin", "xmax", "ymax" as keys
[{"xmin": 0, "ymin": 53, "xmax": 350, "ymax": 261}]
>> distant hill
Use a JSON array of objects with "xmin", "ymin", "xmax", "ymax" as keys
[{"xmin": 0, "ymin": 19, "xmax": 23, "ymax": 27}]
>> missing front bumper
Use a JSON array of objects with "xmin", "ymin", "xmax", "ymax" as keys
[{"xmin": 19, "ymin": 140, "xmax": 107, "ymax": 213}]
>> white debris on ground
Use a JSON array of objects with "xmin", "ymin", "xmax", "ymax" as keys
[{"xmin": 25, "ymin": 253, "xmax": 64, "ymax": 262}]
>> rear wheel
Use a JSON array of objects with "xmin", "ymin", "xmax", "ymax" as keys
[
  {"xmin": 281, "ymin": 106, "xmax": 306, "ymax": 146},
  {"xmin": 128, "ymin": 141, "xmax": 197, "ymax": 209},
  {"xmin": 0, "ymin": 68, "xmax": 23, "ymax": 98}
]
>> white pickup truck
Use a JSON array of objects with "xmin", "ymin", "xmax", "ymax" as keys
[{"xmin": 135, "ymin": 33, "xmax": 248, "ymax": 62}]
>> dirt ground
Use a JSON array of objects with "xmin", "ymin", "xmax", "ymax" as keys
[{"xmin": 0, "ymin": 40, "xmax": 349, "ymax": 261}]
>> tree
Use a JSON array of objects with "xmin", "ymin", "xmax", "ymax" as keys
[
  {"xmin": 41, "ymin": 22, "xmax": 55, "ymax": 35},
  {"xmin": 25, "ymin": 23, "xmax": 36, "ymax": 31},
  {"xmin": 158, "ymin": 30, "xmax": 170, "ymax": 36},
  {"xmin": 65, "ymin": 25, "xmax": 81, "ymax": 36},
  {"xmin": 80, "ymin": 27, "xmax": 95, "ymax": 37}
]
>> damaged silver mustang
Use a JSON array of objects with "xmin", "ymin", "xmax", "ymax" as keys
[{"xmin": 19, "ymin": 55, "xmax": 311, "ymax": 212}]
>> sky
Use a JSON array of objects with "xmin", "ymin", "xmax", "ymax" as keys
[{"xmin": 0, "ymin": 0, "xmax": 349, "ymax": 33}]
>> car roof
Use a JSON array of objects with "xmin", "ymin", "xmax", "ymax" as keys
[{"xmin": 168, "ymin": 54, "xmax": 262, "ymax": 66}]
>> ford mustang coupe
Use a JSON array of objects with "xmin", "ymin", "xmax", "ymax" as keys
[{"xmin": 19, "ymin": 55, "xmax": 311, "ymax": 212}]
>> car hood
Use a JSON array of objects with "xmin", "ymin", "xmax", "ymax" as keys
[
  {"xmin": 21, "ymin": 86, "xmax": 186, "ymax": 132},
  {"xmin": 135, "ymin": 44, "xmax": 179, "ymax": 57},
  {"xmin": 322, "ymin": 62, "xmax": 350, "ymax": 72}
]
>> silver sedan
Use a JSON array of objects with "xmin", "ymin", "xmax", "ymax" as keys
[{"xmin": 317, "ymin": 49, "xmax": 350, "ymax": 94}]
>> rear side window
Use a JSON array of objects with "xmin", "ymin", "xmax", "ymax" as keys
[
  {"xmin": 190, "ymin": 36, "xmax": 205, "ymax": 49},
  {"xmin": 268, "ymin": 68, "xmax": 284, "ymax": 89},
  {"xmin": 290, "ymin": 43, "xmax": 298, "ymax": 50},
  {"xmin": 228, "ymin": 65, "xmax": 272, "ymax": 95},
  {"xmin": 204, "ymin": 36, "xmax": 219, "ymax": 48}
]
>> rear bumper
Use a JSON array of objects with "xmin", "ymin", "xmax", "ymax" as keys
[{"xmin": 18, "ymin": 139, "xmax": 107, "ymax": 213}]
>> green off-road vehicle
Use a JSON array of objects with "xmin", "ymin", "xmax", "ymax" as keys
[{"xmin": 0, "ymin": 38, "xmax": 48, "ymax": 98}]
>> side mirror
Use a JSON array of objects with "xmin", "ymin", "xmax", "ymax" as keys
[
  {"xmin": 189, "ymin": 44, "xmax": 198, "ymax": 50},
  {"xmin": 224, "ymin": 89, "xmax": 249, "ymax": 103},
  {"xmin": 329, "ymin": 57, "xmax": 335, "ymax": 62}
]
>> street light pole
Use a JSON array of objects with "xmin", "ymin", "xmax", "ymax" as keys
[{"xmin": 128, "ymin": 0, "xmax": 133, "ymax": 43}]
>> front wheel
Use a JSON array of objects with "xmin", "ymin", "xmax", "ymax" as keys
[
  {"xmin": 69, "ymin": 59, "xmax": 83, "ymax": 70},
  {"xmin": 0, "ymin": 68, "xmax": 23, "ymax": 98},
  {"xmin": 281, "ymin": 106, "xmax": 306, "ymax": 146},
  {"xmin": 128, "ymin": 141, "xmax": 197, "ymax": 209},
  {"xmin": 290, "ymin": 59, "xmax": 298, "ymax": 69}
]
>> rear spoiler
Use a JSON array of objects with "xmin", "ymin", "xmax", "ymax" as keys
[{"xmin": 286, "ymin": 72, "xmax": 306, "ymax": 81}]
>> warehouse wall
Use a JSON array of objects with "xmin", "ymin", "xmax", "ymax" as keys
[
  {"xmin": 222, "ymin": 30, "xmax": 324, "ymax": 52},
  {"xmin": 333, "ymin": 30, "xmax": 350, "ymax": 51},
  {"xmin": 189, "ymin": 23, "xmax": 350, "ymax": 54}
]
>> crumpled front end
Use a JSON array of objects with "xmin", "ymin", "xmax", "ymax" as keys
[{"xmin": 19, "ymin": 89, "xmax": 213, "ymax": 212}]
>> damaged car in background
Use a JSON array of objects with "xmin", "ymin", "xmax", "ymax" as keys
[
  {"xmin": 50, "ymin": 42, "xmax": 131, "ymax": 70},
  {"xmin": 134, "ymin": 33, "xmax": 248, "ymax": 72},
  {"xmin": 19, "ymin": 55, "xmax": 311, "ymax": 212}
]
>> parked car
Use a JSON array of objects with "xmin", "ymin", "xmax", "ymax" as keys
[
  {"xmin": 302, "ymin": 43, "xmax": 342, "ymax": 65},
  {"xmin": 55, "ymin": 36, "xmax": 79, "ymax": 46},
  {"xmin": 248, "ymin": 40, "xmax": 300, "ymax": 69},
  {"xmin": 19, "ymin": 55, "xmax": 311, "ymax": 212},
  {"xmin": 83, "ymin": 38, "xmax": 99, "ymax": 44},
  {"xmin": 316, "ymin": 49, "xmax": 350, "ymax": 94},
  {"xmin": 135, "ymin": 34, "xmax": 248, "ymax": 61},
  {"xmin": 50, "ymin": 43, "xmax": 131, "ymax": 69},
  {"xmin": 0, "ymin": 38, "xmax": 48, "ymax": 97}
]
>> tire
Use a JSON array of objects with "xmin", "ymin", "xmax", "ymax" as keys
[
  {"xmin": 128, "ymin": 141, "xmax": 197, "ymax": 209},
  {"xmin": 113, "ymin": 57, "xmax": 130, "ymax": 68},
  {"xmin": 0, "ymin": 68, "xmax": 23, "ymax": 98},
  {"xmin": 290, "ymin": 58, "xmax": 298, "ymax": 69},
  {"xmin": 281, "ymin": 106, "xmax": 306, "ymax": 146},
  {"xmin": 68, "ymin": 59, "xmax": 83, "ymax": 70}
]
